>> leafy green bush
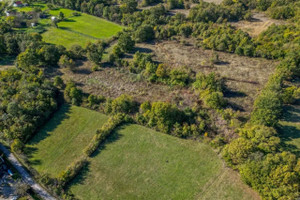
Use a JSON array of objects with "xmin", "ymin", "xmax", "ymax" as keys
[
  {"xmin": 58, "ymin": 156, "xmax": 88, "ymax": 186},
  {"xmin": 83, "ymin": 113, "xmax": 127, "ymax": 156},
  {"xmin": 239, "ymin": 152, "xmax": 300, "ymax": 200},
  {"xmin": 64, "ymin": 82, "xmax": 83, "ymax": 106}
]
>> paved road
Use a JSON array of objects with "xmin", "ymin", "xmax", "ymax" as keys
[{"xmin": 0, "ymin": 144, "xmax": 57, "ymax": 200}]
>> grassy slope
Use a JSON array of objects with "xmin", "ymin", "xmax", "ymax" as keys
[
  {"xmin": 279, "ymin": 105, "xmax": 300, "ymax": 157},
  {"xmin": 69, "ymin": 124, "xmax": 258, "ymax": 200},
  {"xmin": 25, "ymin": 105, "xmax": 109, "ymax": 177},
  {"xmin": 17, "ymin": 4, "xmax": 123, "ymax": 48}
]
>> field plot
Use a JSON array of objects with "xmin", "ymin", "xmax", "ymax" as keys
[
  {"xmin": 136, "ymin": 40, "xmax": 277, "ymax": 113},
  {"xmin": 279, "ymin": 105, "xmax": 300, "ymax": 157},
  {"xmin": 25, "ymin": 105, "xmax": 109, "ymax": 177},
  {"xmin": 17, "ymin": 4, "xmax": 123, "ymax": 48},
  {"xmin": 60, "ymin": 61, "xmax": 197, "ymax": 108},
  {"xmin": 68, "ymin": 124, "xmax": 259, "ymax": 200}
]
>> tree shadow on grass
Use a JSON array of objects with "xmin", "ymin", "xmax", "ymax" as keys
[
  {"xmin": 24, "ymin": 105, "xmax": 72, "ymax": 160},
  {"xmin": 278, "ymin": 105, "xmax": 300, "ymax": 157},
  {"xmin": 66, "ymin": 125, "xmax": 126, "ymax": 188},
  {"xmin": 90, "ymin": 125, "xmax": 126, "ymax": 158},
  {"xmin": 66, "ymin": 161, "xmax": 91, "ymax": 188},
  {"xmin": 278, "ymin": 125, "xmax": 300, "ymax": 157}
]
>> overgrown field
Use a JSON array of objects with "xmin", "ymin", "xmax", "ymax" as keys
[
  {"xmin": 17, "ymin": 4, "xmax": 123, "ymax": 48},
  {"xmin": 133, "ymin": 39, "xmax": 276, "ymax": 113},
  {"xmin": 68, "ymin": 124, "xmax": 259, "ymax": 200},
  {"xmin": 25, "ymin": 105, "xmax": 109, "ymax": 177}
]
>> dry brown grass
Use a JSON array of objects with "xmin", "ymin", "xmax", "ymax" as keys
[
  {"xmin": 231, "ymin": 12, "xmax": 286, "ymax": 37},
  {"xmin": 60, "ymin": 61, "xmax": 198, "ymax": 108},
  {"xmin": 135, "ymin": 39, "xmax": 277, "ymax": 113}
]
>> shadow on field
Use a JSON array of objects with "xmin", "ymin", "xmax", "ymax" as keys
[
  {"xmin": 67, "ymin": 161, "xmax": 91, "ymax": 187},
  {"xmin": 24, "ymin": 105, "xmax": 71, "ymax": 162},
  {"xmin": 91, "ymin": 126, "xmax": 125, "ymax": 158},
  {"xmin": 67, "ymin": 126, "xmax": 125, "ymax": 186},
  {"xmin": 278, "ymin": 105, "xmax": 300, "ymax": 157}
]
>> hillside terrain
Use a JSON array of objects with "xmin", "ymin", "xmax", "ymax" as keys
[{"xmin": 0, "ymin": 0, "xmax": 299, "ymax": 199}]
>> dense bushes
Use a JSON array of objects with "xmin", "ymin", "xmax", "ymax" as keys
[
  {"xmin": 104, "ymin": 94, "xmax": 138, "ymax": 114},
  {"xmin": 193, "ymin": 72, "xmax": 227, "ymax": 109},
  {"xmin": 64, "ymin": 82, "xmax": 83, "ymax": 105},
  {"xmin": 189, "ymin": 0, "xmax": 247, "ymax": 23},
  {"xmin": 0, "ymin": 69, "xmax": 58, "ymax": 142},
  {"xmin": 137, "ymin": 101, "xmax": 208, "ymax": 137},
  {"xmin": 240, "ymin": 152, "xmax": 300, "ymax": 200},
  {"xmin": 129, "ymin": 52, "xmax": 192, "ymax": 86},
  {"xmin": 223, "ymin": 52, "xmax": 300, "ymax": 199}
]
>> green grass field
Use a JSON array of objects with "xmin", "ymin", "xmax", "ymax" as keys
[
  {"xmin": 25, "ymin": 105, "xmax": 109, "ymax": 177},
  {"xmin": 279, "ymin": 105, "xmax": 300, "ymax": 157},
  {"xmin": 16, "ymin": 4, "xmax": 123, "ymax": 48},
  {"xmin": 68, "ymin": 124, "xmax": 258, "ymax": 200}
]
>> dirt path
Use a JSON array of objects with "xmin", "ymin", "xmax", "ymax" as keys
[{"xmin": 0, "ymin": 144, "xmax": 57, "ymax": 200}]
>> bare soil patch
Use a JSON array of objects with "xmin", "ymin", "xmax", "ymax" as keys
[
  {"xmin": 231, "ymin": 12, "xmax": 286, "ymax": 37},
  {"xmin": 135, "ymin": 39, "xmax": 277, "ymax": 113}
]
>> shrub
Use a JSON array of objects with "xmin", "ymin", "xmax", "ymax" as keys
[
  {"xmin": 118, "ymin": 32, "xmax": 135, "ymax": 52},
  {"xmin": 239, "ymin": 152, "xmax": 300, "ymax": 200},
  {"xmin": 64, "ymin": 82, "xmax": 83, "ymax": 105},
  {"xmin": 222, "ymin": 137, "xmax": 255, "ymax": 166},
  {"xmin": 135, "ymin": 25, "xmax": 155, "ymax": 42},
  {"xmin": 139, "ymin": 101, "xmax": 186, "ymax": 133},
  {"xmin": 203, "ymin": 91, "xmax": 226, "ymax": 109},
  {"xmin": 11, "ymin": 139, "xmax": 24, "ymax": 153},
  {"xmin": 251, "ymin": 90, "xmax": 282, "ymax": 127},
  {"xmin": 59, "ymin": 55, "xmax": 76, "ymax": 71},
  {"xmin": 83, "ymin": 114, "xmax": 126, "ymax": 156},
  {"xmin": 86, "ymin": 41, "xmax": 104, "ymax": 65},
  {"xmin": 53, "ymin": 76, "xmax": 64, "ymax": 89},
  {"xmin": 58, "ymin": 156, "xmax": 88, "ymax": 186},
  {"xmin": 193, "ymin": 72, "xmax": 223, "ymax": 93},
  {"xmin": 169, "ymin": 67, "xmax": 191, "ymax": 86},
  {"xmin": 107, "ymin": 94, "xmax": 138, "ymax": 114},
  {"xmin": 69, "ymin": 44, "xmax": 85, "ymax": 59}
]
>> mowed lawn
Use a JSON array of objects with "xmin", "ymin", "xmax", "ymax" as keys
[
  {"xmin": 68, "ymin": 124, "xmax": 259, "ymax": 200},
  {"xmin": 17, "ymin": 4, "xmax": 123, "ymax": 48},
  {"xmin": 279, "ymin": 105, "xmax": 300, "ymax": 157},
  {"xmin": 25, "ymin": 105, "xmax": 109, "ymax": 177}
]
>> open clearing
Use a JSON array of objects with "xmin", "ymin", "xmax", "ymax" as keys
[
  {"xmin": 231, "ymin": 12, "xmax": 286, "ymax": 37},
  {"xmin": 58, "ymin": 61, "xmax": 197, "ymax": 109},
  {"xmin": 25, "ymin": 105, "xmax": 109, "ymax": 177},
  {"xmin": 279, "ymin": 105, "xmax": 300, "ymax": 157},
  {"xmin": 135, "ymin": 39, "xmax": 276, "ymax": 113},
  {"xmin": 17, "ymin": 4, "xmax": 123, "ymax": 48},
  {"xmin": 68, "ymin": 124, "xmax": 260, "ymax": 200}
]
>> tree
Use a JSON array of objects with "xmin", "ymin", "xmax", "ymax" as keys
[
  {"xmin": 59, "ymin": 11, "xmax": 65, "ymax": 21},
  {"xmin": 54, "ymin": 76, "xmax": 64, "ymax": 89},
  {"xmin": 64, "ymin": 82, "xmax": 82, "ymax": 105},
  {"xmin": 38, "ymin": 45, "xmax": 61, "ymax": 66},
  {"xmin": 222, "ymin": 137, "xmax": 255, "ymax": 166},
  {"xmin": 118, "ymin": 32, "xmax": 135, "ymax": 52},
  {"xmin": 16, "ymin": 48, "xmax": 39, "ymax": 71},
  {"xmin": 120, "ymin": 0, "xmax": 137, "ymax": 13},
  {"xmin": 69, "ymin": 44, "xmax": 85, "ymax": 59},
  {"xmin": 251, "ymin": 90, "xmax": 282, "ymax": 127},
  {"xmin": 86, "ymin": 41, "xmax": 104, "ymax": 65},
  {"xmin": 135, "ymin": 25, "xmax": 155, "ymax": 42},
  {"xmin": 59, "ymin": 55, "xmax": 76, "ymax": 71}
]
